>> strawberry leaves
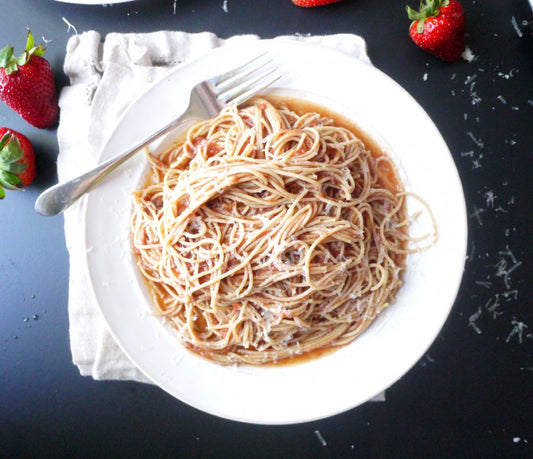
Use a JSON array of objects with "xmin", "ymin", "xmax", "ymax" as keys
[
  {"xmin": 0, "ymin": 47, "xmax": 25, "ymax": 75},
  {"xmin": 0, "ymin": 130, "xmax": 31, "ymax": 199},
  {"xmin": 24, "ymin": 29, "xmax": 47, "ymax": 58},
  {"xmin": 407, "ymin": 0, "xmax": 450, "ymax": 33},
  {"xmin": 0, "ymin": 30, "xmax": 46, "ymax": 75}
]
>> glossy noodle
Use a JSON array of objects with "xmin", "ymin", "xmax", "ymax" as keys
[{"xmin": 130, "ymin": 98, "xmax": 436, "ymax": 365}]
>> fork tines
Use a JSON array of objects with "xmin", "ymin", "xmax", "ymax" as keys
[{"xmin": 211, "ymin": 52, "xmax": 280, "ymax": 107}]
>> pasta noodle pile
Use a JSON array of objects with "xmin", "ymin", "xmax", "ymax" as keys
[{"xmin": 131, "ymin": 98, "xmax": 433, "ymax": 365}]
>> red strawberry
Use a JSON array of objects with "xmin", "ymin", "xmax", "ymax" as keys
[
  {"xmin": 0, "ymin": 30, "xmax": 59, "ymax": 129},
  {"xmin": 0, "ymin": 128, "xmax": 36, "ymax": 199},
  {"xmin": 407, "ymin": 0, "xmax": 466, "ymax": 62},
  {"xmin": 292, "ymin": 0, "xmax": 342, "ymax": 7}
]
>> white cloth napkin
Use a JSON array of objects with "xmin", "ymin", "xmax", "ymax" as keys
[{"xmin": 58, "ymin": 30, "xmax": 384, "ymax": 400}]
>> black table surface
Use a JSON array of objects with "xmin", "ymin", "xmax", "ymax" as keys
[{"xmin": 2, "ymin": 0, "xmax": 533, "ymax": 457}]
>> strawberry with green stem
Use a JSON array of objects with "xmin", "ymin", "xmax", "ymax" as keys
[
  {"xmin": 0, "ymin": 30, "xmax": 59, "ymax": 129},
  {"xmin": 0, "ymin": 128, "xmax": 36, "ymax": 199},
  {"xmin": 407, "ymin": 0, "xmax": 466, "ymax": 62}
]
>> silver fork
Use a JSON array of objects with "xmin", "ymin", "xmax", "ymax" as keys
[{"xmin": 35, "ymin": 53, "xmax": 279, "ymax": 216}]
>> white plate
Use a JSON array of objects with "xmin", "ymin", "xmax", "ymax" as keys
[{"xmin": 84, "ymin": 40, "xmax": 467, "ymax": 424}]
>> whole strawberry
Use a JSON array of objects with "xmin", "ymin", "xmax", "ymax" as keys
[
  {"xmin": 0, "ymin": 128, "xmax": 36, "ymax": 199},
  {"xmin": 292, "ymin": 0, "xmax": 343, "ymax": 7},
  {"xmin": 0, "ymin": 30, "xmax": 59, "ymax": 129},
  {"xmin": 407, "ymin": 0, "xmax": 466, "ymax": 62}
]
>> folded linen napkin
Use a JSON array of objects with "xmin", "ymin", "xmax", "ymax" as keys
[{"xmin": 58, "ymin": 30, "xmax": 384, "ymax": 400}]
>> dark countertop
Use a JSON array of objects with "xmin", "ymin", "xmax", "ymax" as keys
[{"xmin": 1, "ymin": 0, "xmax": 532, "ymax": 457}]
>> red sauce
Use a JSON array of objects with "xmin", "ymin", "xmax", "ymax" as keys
[{"xmin": 267, "ymin": 345, "xmax": 339, "ymax": 367}]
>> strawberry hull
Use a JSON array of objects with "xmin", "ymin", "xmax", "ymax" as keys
[{"xmin": 0, "ymin": 127, "xmax": 36, "ymax": 199}]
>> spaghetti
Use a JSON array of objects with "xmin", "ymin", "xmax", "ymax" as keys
[{"xmin": 131, "ymin": 98, "xmax": 436, "ymax": 365}]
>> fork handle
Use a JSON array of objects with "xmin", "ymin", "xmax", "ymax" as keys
[{"xmin": 35, "ymin": 112, "xmax": 192, "ymax": 216}]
